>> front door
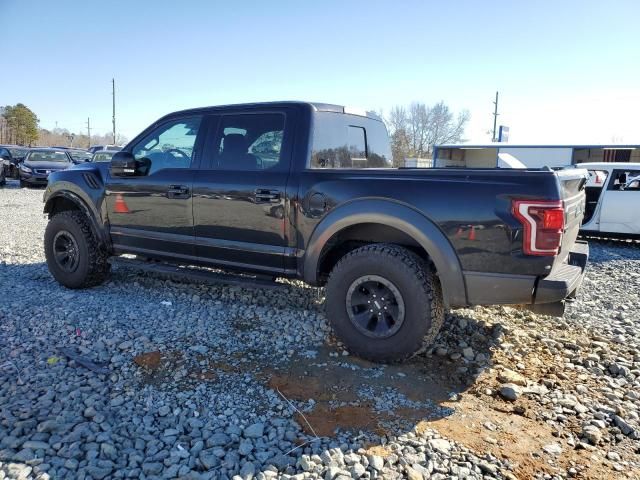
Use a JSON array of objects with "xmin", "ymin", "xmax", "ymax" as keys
[
  {"xmin": 105, "ymin": 115, "xmax": 204, "ymax": 259},
  {"xmin": 192, "ymin": 110, "xmax": 295, "ymax": 274},
  {"xmin": 598, "ymin": 168, "xmax": 640, "ymax": 234}
]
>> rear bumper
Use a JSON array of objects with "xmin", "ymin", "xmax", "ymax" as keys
[
  {"xmin": 534, "ymin": 241, "xmax": 588, "ymax": 304},
  {"xmin": 463, "ymin": 241, "xmax": 589, "ymax": 316}
]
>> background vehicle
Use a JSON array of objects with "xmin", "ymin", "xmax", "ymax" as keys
[
  {"xmin": 43, "ymin": 102, "xmax": 589, "ymax": 362},
  {"xmin": 19, "ymin": 148, "xmax": 73, "ymax": 187},
  {"xmin": 91, "ymin": 151, "xmax": 117, "ymax": 162},
  {"xmin": 88, "ymin": 145, "xmax": 122, "ymax": 154},
  {"xmin": 0, "ymin": 145, "xmax": 29, "ymax": 184},
  {"xmin": 576, "ymin": 162, "xmax": 640, "ymax": 238},
  {"xmin": 66, "ymin": 148, "xmax": 93, "ymax": 164}
]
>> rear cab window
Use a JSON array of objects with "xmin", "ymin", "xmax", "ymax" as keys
[{"xmin": 310, "ymin": 111, "xmax": 392, "ymax": 169}]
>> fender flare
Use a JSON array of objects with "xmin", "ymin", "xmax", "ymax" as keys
[
  {"xmin": 43, "ymin": 190, "xmax": 110, "ymax": 246},
  {"xmin": 302, "ymin": 199, "xmax": 467, "ymax": 307}
]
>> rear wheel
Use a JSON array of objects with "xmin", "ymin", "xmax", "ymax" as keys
[
  {"xmin": 44, "ymin": 211, "xmax": 110, "ymax": 288},
  {"xmin": 19, "ymin": 179, "xmax": 27, "ymax": 188},
  {"xmin": 326, "ymin": 244, "xmax": 444, "ymax": 363},
  {"xmin": 0, "ymin": 168, "xmax": 6, "ymax": 186}
]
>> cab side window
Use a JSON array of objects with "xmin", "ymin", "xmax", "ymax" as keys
[
  {"xmin": 609, "ymin": 170, "xmax": 640, "ymax": 191},
  {"xmin": 132, "ymin": 116, "xmax": 202, "ymax": 175},
  {"xmin": 210, "ymin": 113, "xmax": 285, "ymax": 171}
]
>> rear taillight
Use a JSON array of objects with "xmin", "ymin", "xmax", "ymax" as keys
[{"xmin": 512, "ymin": 200, "xmax": 564, "ymax": 256}]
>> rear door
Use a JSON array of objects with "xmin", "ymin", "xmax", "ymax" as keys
[
  {"xmin": 599, "ymin": 168, "xmax": 640, "ymax": 234},
  {"xmin": 105, "ymin": 115, "xmax": 204, "ymax": 258},
  {"xmin": 192, "ymin": 108, "xmax": 296, "ymax": 274}
]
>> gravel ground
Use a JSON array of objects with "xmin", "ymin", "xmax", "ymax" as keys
[{"xmin": 0, "ymin": 181, "xmax": 639, "ymax": 480}]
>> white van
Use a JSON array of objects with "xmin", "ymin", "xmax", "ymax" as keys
[{"xmin": 576, "ymin": 162, "xmax": 640, "ymax": 238}]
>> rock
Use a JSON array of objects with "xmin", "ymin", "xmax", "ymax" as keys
[
  {"xmin": 142, "ymin": 462, "xmax": 164, "ymax": 475},
  {"xmin": 351, "ymin": 462, "xmax": 366, "ymax": 477},
  {"xmin": 85, "ymin": 466, "xmax": 113, "ymax": 479},
  {"xmin": 207, "ymin": 433, "xmax": 230, "ymax": 446},
  {"xmin": 158, "ymin": 405, "xmax": 171, "ymax": 417},
  {"xmin": 240, "ymin": 461, "xmax": 256, "ymax": 479},
  {"xmin": 243, "ymin": 423, "xmax": 264, "ymax": 439},
  {"xmin": 613, "ymin": 415, "xmax": 638, "ymax": 439},
  {"xmin": 238, "ymin": 440, "xmax": 253, "ymax": 456},
  {"xmin": 367, "ymin": 454, "xmax": 384, "ymax": 471},
  {"xmin": 582, "ymin": 425, "xmax": 602, "ymax": 445},
  {"xmin": 100, "ymin": 443, "xmax": 117, "ymax": 460},
  {"xmin": 405, "ymin": 465, "xmax": 424, "ymax": 480},
  {"xmin": 199, "ymin": 449, "xmax": 221, "ymax": 470},
  {"xmin": 497, "ymin": 369, "xmax": 528, "ymax": 386},
  {"xmin": 299, "ymin": 456, "xmax": 315, "ymax": 471},
  {"xmin": 428, "ymin": 438, "xmax": 451, "ymax": 454},
  {"xmin": 462, "ymin": 347, "xmax": 474, "ymax": 360},
  {"xmin": 542, "ymin": 443, "xmax": 562, "ymax": 455},
  {"xmin": 189, "ymin": 345, "xmax": 209, "ymax": 354},
  {"xmin": 21, "ymin": 441, "xmax": 49, "ymax": 451},
  {"xmin": 499, "ymin": 384, "xmax": 521, "ymax": 401}
]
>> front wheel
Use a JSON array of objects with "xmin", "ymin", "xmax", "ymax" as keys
[
  {"xmin": 326, "ymin": 244, "xmax": 444, "ymax": 363},
  {"xmin": 44, "ymin": 211, "xmax": 110, "ymax": 289}
]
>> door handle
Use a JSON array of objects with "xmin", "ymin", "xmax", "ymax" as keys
[
  {"xmin": 255, "ymin": 189, "xmax": 280, "ymax": 203},
  {"xmin": 167, "ymin": 185, "xmax": 190, "ymax": 199}
]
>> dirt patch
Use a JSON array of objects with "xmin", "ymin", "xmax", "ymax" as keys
[
  {"xmin": 264, "ymin": 347, "xmax": 461, "ymax": 438},
  {"xmin": 133, "ymin": 351, "xmax": 162, "ymax": 369},
  {"xmin": 425, "ymin": 393, "xmax": 622, "ymax": 480},
  {"xmin": 295, "ymin": 404, "xmax": 383, "ymax": 437}
]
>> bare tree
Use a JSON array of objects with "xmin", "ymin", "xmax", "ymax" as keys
[{"xmin": 385, "ymin": 101, "xmax": 470, "ymax": 166}]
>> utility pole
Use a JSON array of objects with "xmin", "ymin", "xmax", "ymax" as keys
[
  {"xmin": 112, "ymin": 78, "xmax": 116, "ymax": 144},
  {"xmin": 86, "ymin": 117, "xmax": 91, "ymax": 148},
  {"xmin": 491, "ymin": 91, "xmax": 499, "ymax": 142}
]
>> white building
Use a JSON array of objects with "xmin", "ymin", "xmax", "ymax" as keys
[{"xmin": 432, "ymin": 144, "xmax": 640, "ymax": 169}]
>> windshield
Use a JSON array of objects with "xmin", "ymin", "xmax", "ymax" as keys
[
  {"xmin": 9, "ymin": 148, "xmax": 28, "ymax": 158},
  {"xmin": 27, "ymin": 151, "xmax": 70, "ymax": 163},
  {"xmin": 92, "ymin": 151, "xmax": 115, "ymax": 162},
  {"xmin": 69, "ymin": 150, "xmax": 92, "ymax": 161}
]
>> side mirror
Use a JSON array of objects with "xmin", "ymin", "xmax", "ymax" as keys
[{"xmin": 110, "ymin": 151, "xmax": 150, "ymax": 177}]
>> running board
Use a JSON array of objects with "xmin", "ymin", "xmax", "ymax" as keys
[{"xmin": 108, "ymin": 256, "xmax": 286, "ymax": 290}]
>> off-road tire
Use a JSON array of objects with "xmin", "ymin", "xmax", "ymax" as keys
[
  {"xmin": 326, "ymin": 243, "xmax": 445, "ymax": 363},
  {"xmin": 44, "ymin": 211, "xmax": 110, "ymax": 289},
  {"xmin": 0, "ymin": 168, "xmax": 6, "ymax": 186}
]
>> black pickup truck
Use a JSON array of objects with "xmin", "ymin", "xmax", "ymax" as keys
[{"xmin": 43, "ymin": 101, "xmax": 589, "ymax": 362}]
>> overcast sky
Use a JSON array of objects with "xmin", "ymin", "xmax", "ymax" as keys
[{"xmin": 2, "ymin": 0, "xmax": 639, "ymax": 144}]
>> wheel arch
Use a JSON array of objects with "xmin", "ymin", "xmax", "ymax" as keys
[
  {"xmin": 44, "ymin": 191, "xmax": 110, "ymax": 246},
  {"xmin": 302, "ymin": 198, "xmax": 467, "ymax": 307}
]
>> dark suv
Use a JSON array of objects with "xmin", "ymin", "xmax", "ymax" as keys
[
  {"xmin": 0, "ymin": 145, "xmax": 29, "ymax": 185},
  {"xmin": 42, "ymin": 102, "xmax": 589, "ymax": 362}
]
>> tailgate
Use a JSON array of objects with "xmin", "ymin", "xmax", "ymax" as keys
[{"xmin": 556, "ymin": 168, "xmax": 588, "ymax": 265}]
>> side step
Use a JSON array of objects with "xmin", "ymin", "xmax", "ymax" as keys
[{"xmin": 108, "ymin": 256, "xmax": 287, "ymax": 290}]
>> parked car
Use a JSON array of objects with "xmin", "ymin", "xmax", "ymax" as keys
[
  {"xmin": 575, "ymin": 162, "xmax": 640, "ymax": 238},
  {"xmin": 19, "ymin": 148, "xmax": 73, "ymax": 187},
  {"xmin": 42, "ymin": 101, "xmax": 589, "ymax": 362},
  {"xmin": 66, "ymin": 149, "xmax": 93, "ymax": 164},
  {"xmin": 91, "ymin": 150, "xmax": 117, "ymax": 162},
  {"xmin": 88, "ymin": 145, "xmax": 122, "ymax": 154},
  {"xmin": 0, "ymin": 145, "xmax": 29, "ymax": 184}
]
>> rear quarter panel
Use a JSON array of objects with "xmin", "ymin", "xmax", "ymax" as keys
[{"xmin": 296, "ymin": 169, "xmax": 563, "ymax": 277}]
